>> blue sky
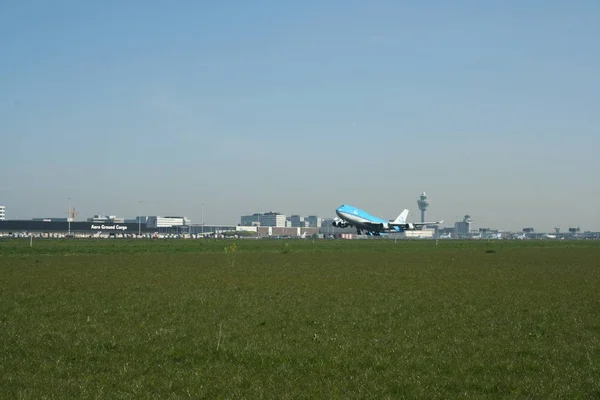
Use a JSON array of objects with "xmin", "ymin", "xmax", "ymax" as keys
[{"xmin": 1, "ymin": 0, "xmax": 599, "ymax": 231}]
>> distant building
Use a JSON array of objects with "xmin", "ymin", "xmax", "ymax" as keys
[
  {"xmin": 289, "ymin": 215, "xmax": 306, "ymax": 227},
  {"xmin": 124, "ymin": 216, "xmax": 149, "ymax": 224},
  {"xmin": 0, "ymin": 205, "xmax": 4, "ymax": 221},
  {"xmin": 260, "ymin": 212, "xmax": 287, "ymax": 227},
  {"xmin": 240, "ymin": 213, "xmax": 262, "ymax": 226},
  {"xmin": 403, "ymin": 229, "xmax": 435, "ymax": 239},
  {"xmin": 454, "ymin": 215, "xmax": 472, "ymax": 237},
  {"xmin": 305, "ymin": 215, "xmax": 322, "ymax": 228},
  {"xmin": 437, "ymin": 227, "xmax": 454, "ymax": 235},
  {"xmin": 241, "ymin": 212, "xmax": 287, "ymax": 227},
  {"xmin": 87, "ymin": 215, "xmax": 125, "ymax": 223},
  {"xmin": 146, "ymin": 216, "xmax": 190, "ymax": 228}
]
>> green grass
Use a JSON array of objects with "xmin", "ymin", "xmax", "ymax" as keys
[{"xmin": 1, "ymin": 239, "xmax": 599, "ymax": 399}]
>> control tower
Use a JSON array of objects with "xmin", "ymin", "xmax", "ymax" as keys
[{"xmin": 417, "ymin": 192, "xmax": 429, "ymax": 223}]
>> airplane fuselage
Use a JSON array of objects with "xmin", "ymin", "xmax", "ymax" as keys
[
  {"xmin": 335, "ymin": 204, "xmax": 400, "ymax": 234},
  {"xmin": 333, "ymin": 204, "xmax": 442, "ymax": 236}
]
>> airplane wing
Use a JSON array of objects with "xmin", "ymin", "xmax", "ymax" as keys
[
  {"xmin": 388, "ymin": 209, "xmax": 442, "ymax": 229},
  {"xmin": 389, "ymin": 220, "xmax": 444, "ymax": 228}
]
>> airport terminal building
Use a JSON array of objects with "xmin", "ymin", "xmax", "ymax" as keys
[
  {"xmin": 0, "ymin": 214, "xmax": 189, "ymax": 235},
  {"xmin": 0, "ymin": 219, "xmax": 152, "ymax": 235}
]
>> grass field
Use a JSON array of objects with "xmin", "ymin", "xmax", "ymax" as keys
[{"xmin": 1, "ymin": 238, "xmax": 599, "ymax": 399}]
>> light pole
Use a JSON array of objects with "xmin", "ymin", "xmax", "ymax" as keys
[
  {"xmin": 68, "ymin": 197, "xmax": 71, "ymax": 235},
  {"xmin": 138, "ymin": 200, "xmax": 143, "ymax": 236},
  {"xmin": 201, "ymin": 204, "xmax": 204, "ymax": 236}
]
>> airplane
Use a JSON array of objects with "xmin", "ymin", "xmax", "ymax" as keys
[{"xmin": 332, "ymin": 204, "xmax": 443, "ymax": 236}]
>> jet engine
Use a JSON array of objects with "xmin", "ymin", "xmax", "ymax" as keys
[
  {"xmin": 393, "ymin": 222, "xmax": 415, "ymax": 231},
  {"xmin": 332, "ymin": 218, "xmax": 349, "ymax": 228},
  {"xmin": 375, "ymin": 223, "xmax": 389, "ymax": 230}
]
